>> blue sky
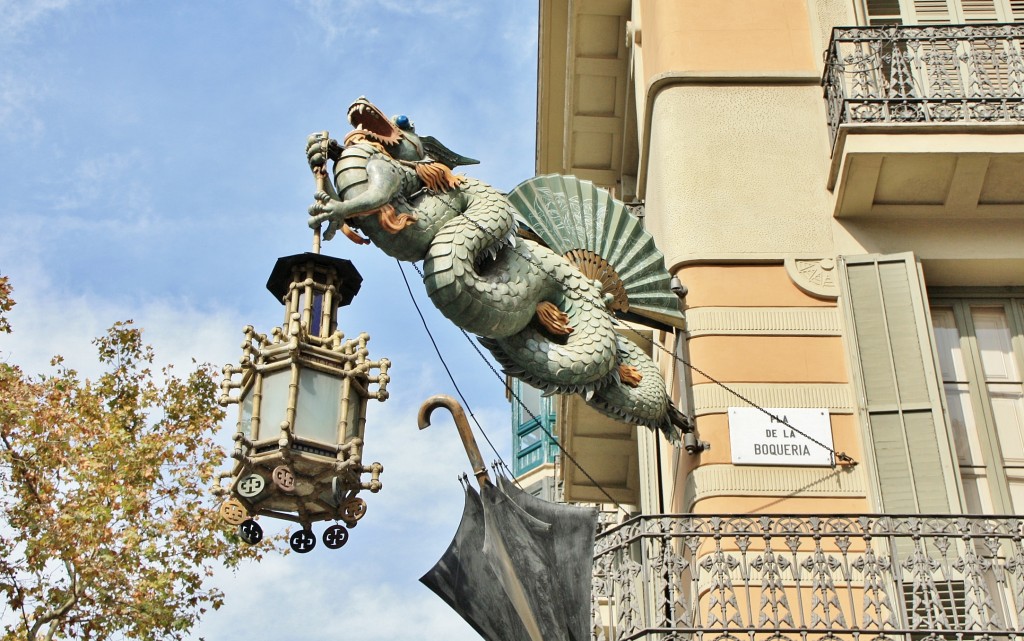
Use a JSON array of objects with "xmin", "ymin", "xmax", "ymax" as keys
[{"xmin": 0, "ymin": 1, "xmax": 538, "ymax": 638}]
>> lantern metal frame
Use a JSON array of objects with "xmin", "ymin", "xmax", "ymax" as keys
[{"xmin": 218, "ymin": 251, "xmax": 390, "ymax": 530}]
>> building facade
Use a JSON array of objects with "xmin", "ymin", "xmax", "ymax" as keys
[{"xmin": 535, "ymin": 1, "xmax": 1024, "ymax": 638}]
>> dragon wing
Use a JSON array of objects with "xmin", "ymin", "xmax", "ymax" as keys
[{"xmin": 507, "ymin": 174, "xmax": 685, "ymax": 330}]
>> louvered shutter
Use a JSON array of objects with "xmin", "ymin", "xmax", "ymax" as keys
[
  {"xmin": 840, "ymin": 253, "xmax": 963, "ymax": 513},
  {"xmin": 909, "ymin": 0, "xmax": 1005, "ymax": 21},
  {"xmin": 868, "ymin": 0, "xmax": 1023, "ymax": 22},
  {"xmin": 909, "ymin": 0, "xmax": 955, "ymax": 22}
]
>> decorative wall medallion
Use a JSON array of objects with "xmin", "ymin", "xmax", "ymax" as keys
[{"xmin": 785, "ymin": 257, "xmax": 839, "ymax": 299}]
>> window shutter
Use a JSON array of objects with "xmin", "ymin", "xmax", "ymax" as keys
[
  {"xmin": 840, "ymin": 253, "xmax": 962, "ymax": 513},
  {"xmin": 909, "ymin": 0, "xmax": 955, "ymax": 23},
  {"xmin": 869, "ymin": 0, "xmax": 1024, "ymax": 24},
  {"xmin": 960, "ymin": 0, "xmax": 1002, "ymax": 20},
  {"xmin": 867, "ymin": 0, "xmax": 906, "ymax": 22}
]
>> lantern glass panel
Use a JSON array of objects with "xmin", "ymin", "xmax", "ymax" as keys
[
  {"xmin": 298, "ymin": 289, "xmax": 326, "ymax": 337},
  {"xmin": 344, "ymin": 392, "xmax": 364, "ymax": 441},
  {"xmin": 240, "ymin": 386, "xmax": 255, "ymax": 438},
  {"xmin": 259, "ymin": 369, "xmax": 291, "ymax": 438},
  {"xmin": 295, "ymin": 368, "xmax": 342, "ymax": 444}
]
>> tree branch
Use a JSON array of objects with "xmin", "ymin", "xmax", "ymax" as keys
[
  {"xmin": 28, "ymin": 560, "xmax": 78, "ymax": 641},
  {"xmin": 0, "ymin": 431, "xmax": 45, "ymax": 506},
  {"xmin": 1, "ymin": 559, "xmax": 31, "ymax": 636}
]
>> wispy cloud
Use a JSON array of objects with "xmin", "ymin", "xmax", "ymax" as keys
[
  {"xmin": 293, "ymin": 0, "xmax": 482, "ymax": 43},
  {"xmin": 0, "ymin": 269, "xmax": 242, "ymax": 378},
  {"xmin": 0, "ymin": 0, "xmax": 75, "ymax": 42},
  {"xmin": 51, "ymin": 149, "xmax": 154, "ymax": 217},
  {"xmin": 0, "ymin": 70, "xmax": 46, "ymax": 139},
  {"xmin": 199, "ymin": 554, "xmax": 481, "ymax": 640}
]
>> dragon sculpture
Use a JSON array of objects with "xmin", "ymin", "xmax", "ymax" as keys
[{"xmin": 306, "ymin": 97, "xmax": 690, "ymax": 442}]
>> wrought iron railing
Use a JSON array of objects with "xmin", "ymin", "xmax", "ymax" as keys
[
  {"xmin": 592, "ymin": 514, "xmax": 1024, "ymax": 641},
  {"xmin": 823, "ymin": 24, "xmax": 1024, "ymax": 148}
]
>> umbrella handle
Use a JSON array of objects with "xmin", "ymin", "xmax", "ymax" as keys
[{"xmin": 417, "ymin": 395, "xmax": 492, "ymax": 489}]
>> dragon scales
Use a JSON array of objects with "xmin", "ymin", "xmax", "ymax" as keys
[{"xmin": 306, "ymin": 98, "xmax": 688, "ymax": 442}]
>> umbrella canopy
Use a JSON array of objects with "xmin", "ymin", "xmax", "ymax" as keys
[
  {"xmin": 420, "ymin": 476, "xmax": 597, "ymax": 641},
  {"xmin": 418, "ymin": 394, "xmax": 598, "ymax": 641}
]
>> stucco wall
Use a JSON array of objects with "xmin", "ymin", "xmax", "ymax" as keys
[
  {"xmin": 638, "ymin": 0, "xmax": 817, "ymax": 81},
  {"xmin": 643, "ymin": 84, "xmax": 836, "ymax": 268},
  {"xmin": 834, "ymin": 217, "xmax": 1024, "ymax": 287},
  {"xmin": 668, "ymin": 263, "xmax": 869, "ymax": 514}
]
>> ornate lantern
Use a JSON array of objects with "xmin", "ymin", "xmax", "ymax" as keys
[{"xmin": 217, "ymin": 247, "xmax": 390, "ymax": 553}]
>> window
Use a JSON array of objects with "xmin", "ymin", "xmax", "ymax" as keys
[
  {"xmin": 512, "ymin": 380, "xmax": 548, "ymax": 426},
  {"xmin": 931, "ymin": 294, "xmax": 1024, "ymax": 513},
  {"xmin": 510, "ymin": 379, "xmax": 558, "ymax": 476},
  {"xmin": 858, "ymin": 0, "xmax": 1024, "ymax": 130},
  {"xmin": 518, "ymin": 427, "xmax": 543, "ymax": 449},
  {"xmin": 865, "ymin": 0, "xmax": 1024, "ymax": 23}
]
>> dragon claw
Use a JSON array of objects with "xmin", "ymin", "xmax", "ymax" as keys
[
  {"xmin": 618, "ymin": 364, "xmax": 643, "ymax": 387},
  {"xmin": 341, "ymin": 223, "xmax": 371, "ymax": 245},
  {"xmin": 536, "ymin": 301, "xmax": 572, "ymax": 335}
]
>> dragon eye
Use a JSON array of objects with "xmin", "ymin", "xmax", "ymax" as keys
[{"xmin": 394, "ymin": 114, "xmax": 411, "ymax": 130}]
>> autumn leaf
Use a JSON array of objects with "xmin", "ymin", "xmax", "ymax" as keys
[{"xmin": 0, "ymin": 277, "xmax": 279, "ymax": 641}]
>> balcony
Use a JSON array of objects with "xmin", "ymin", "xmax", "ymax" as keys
[
  {"xmin": 822, "ymin": 24, "xmax": 1024, "ymax": 219},
  {"xmin": 592, "ymin": 514, "xmax": 1024, "ymax": 641}
]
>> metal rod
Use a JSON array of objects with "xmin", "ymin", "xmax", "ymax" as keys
[
  {"xmin": 310, "ymin": 130, "xmax": 330, "ymax": 255},
  {"xmin": 417, "ymin": 394, "xmax": 491, "ymax": 489}
]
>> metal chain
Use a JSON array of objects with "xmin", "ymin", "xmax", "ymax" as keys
[
  {"xmin": 395, "ymin": 260, "xmax": 524, "ymax": 488},
  {"xmin": 407, "ymin": 261, "xmax": 627, "ymax": 511},
  {"xmin": 414, "ymin": 187, "xmax": 857, "ymax": 467}
]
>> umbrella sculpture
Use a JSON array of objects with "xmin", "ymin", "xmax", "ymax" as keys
[{"xmin": 418, "ymin": 395, "xmax": 598, "ymax": 641}]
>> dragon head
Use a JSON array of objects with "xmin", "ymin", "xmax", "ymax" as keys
[{"xmin": 346, "ymin": 97, "xmax": 424, "ymax": 162}]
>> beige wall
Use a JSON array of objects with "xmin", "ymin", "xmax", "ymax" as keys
[
  {"xmin": 683, "ymin": 265, "xmax": 836, "ymax": 307},
  {"xmin": 692, "ymin": 494, "xmax": 867, "ymax": 514},
  {"xmin": 643, "ymin": 84, "xmax": 836, "ymax": 268},
  {"xmin": 637, "ymin": 0, "xmax": 817, "ymax": 83},
  {"xmin": 688, "ymin": 336, "xmax": 847, "ymax": 383},
  {"xmin": 834, "ymin": 218, "xmax": 1024, "ymax": 287},
  {"xmin": 668, "ymin": 263, "xmax": 868, "ymax": 513}
]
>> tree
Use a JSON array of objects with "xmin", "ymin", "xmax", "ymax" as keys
[{"xmin": 0, "ymin": 277, "xmax": 268, "ymax": 641}]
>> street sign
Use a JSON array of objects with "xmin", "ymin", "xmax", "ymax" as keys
[{"xmin": 728, "ymin": 408, "xmax": 834, "ymax": 466}]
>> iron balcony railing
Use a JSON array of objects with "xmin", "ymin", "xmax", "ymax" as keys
[
  {"xmin": 822, "ymin": 23, "xmax": 1024, "ymax": 149},
  {"xmin": 592, "ymin": 514, "xmax": 1024, "ymax": 641}
]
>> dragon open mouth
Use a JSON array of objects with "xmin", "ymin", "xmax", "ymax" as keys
[{"xmin": 347, "ymin": 97, "xmax": 402, "ymax": 147}]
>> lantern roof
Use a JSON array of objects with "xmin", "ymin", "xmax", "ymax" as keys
[{"xmin": 265, "ymin": 252, "xmax": 363, "ymax": 306}]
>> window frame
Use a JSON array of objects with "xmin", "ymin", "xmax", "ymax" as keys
[
  {"xmin": 929, "ymin": 287, "xmax": 1024, "ymax": 514},
  {"xmin": 862, "ymin": 0, "xmax": 1021, "ymax": 24}
]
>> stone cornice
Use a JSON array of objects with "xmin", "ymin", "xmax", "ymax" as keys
[
  {"xmin": 686, "ymin": 306, "xmax": 841, "ymax": 337},
  {"xmin": 693, "ymin": 383, "xmax": 855, "ymax": 416},
  {"xmin": 683, "ymin": 463, "xmax": 867, "ymax": 510}
]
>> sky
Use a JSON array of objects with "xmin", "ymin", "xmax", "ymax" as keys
[{"xmin": 0, "ymin": 1, "xmax": 539, "ymax": 639}]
